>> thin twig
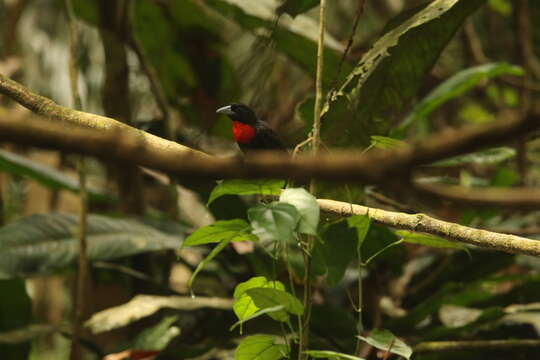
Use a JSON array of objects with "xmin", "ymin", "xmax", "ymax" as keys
[
  {"xmin": 462, "ymin": 20, "xmax": 488, "ymax": 64},
  {"xmin": 299, "ymin": 2, "xmax": 327, "ymax": 358},
  {"xmin": 329, "ymin": 0, "xmax": 366, "ymax": 98}
]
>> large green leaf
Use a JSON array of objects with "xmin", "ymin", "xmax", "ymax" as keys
[
  {"xmin": 0, "ymin": 150, "xmax": 109, "ymax": 201},
  {"xmin": 247, "ymin": 287, "xmax": 303, "ymax": 320},
  {"xmin": 235, "ymin": 335, "xmax": 288, "ymax": 360},
  {"xmin": 322, "ymin": 0, "xmax": 486, "ymax": 146},
  {"xmin": 248, "ymin": 202, "xmax": 299, "ymax": 244},
  {"xmin": 233, "ymin": 277, "xmax": 286, "ymax": 323},
  {"xmin": 280, "ymin": 188, "xmax": 320, "ymax": 235},
  {"xmin": 347, "ymin": 215, "xmax": 371, "ymax": 252},
  {"xmin": 393, "ymin": 62, "xmax": 523, "ymax": 136},
  {"xmin": 357, "ymin": 329, "xmax": 412, "ymax": 360},
  {"xmin": 183, "ymin": 219, "xmax": 256, "ymax": 247},
  {"xmin": 0, "ymin": 214, "xmax": 181, "ymax": 279},
  {"xmin": 208, "ymin": 179, "xmax": 285, "ymax": 205},
  {"xmin": 204, "ymin": 0, "xmax": 346, "ymax": 85},
  {"xmin": 312, "ymin": 221, "xmax": 357, "ymax": 286}
]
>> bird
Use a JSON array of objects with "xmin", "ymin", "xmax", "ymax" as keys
[{"xmin": 216, "ymin": 103, "xmax": 286, "ymax": 152}]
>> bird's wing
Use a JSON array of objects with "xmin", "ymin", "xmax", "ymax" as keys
[{"xmin": 255, "ymin": 122, "xmax": 287, "ymax": 150}]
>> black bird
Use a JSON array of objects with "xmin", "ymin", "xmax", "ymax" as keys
[{"xmin": 216, "ymin": 104, "xmax": 286, "ymax": 152}]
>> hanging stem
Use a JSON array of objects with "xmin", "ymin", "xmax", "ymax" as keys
[
  {"xmin": 299, "ymin": 1, "xmax": 326, "ymax": 359},
  {"xmin": 65, "ymin": 1, "xmax": 89, "ymax": 359}
]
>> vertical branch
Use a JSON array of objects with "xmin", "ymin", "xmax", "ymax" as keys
[
  {"xmin": 64, "ymin": 1, "xmax": 89, "ymax": 359},
  {"xmin": 1, "ymin": 0, "xmax": 29, "ymax": 58},
  {"xmin": 311, "ymin": 0, "xmax": 326, "ymax": 164},
  {"xmin": 97, "ymin": 0, "xmax": 145, "ymax": 215},
  {"xmin": 300, "ymin": 1, "xmax": 326, "ymax": 359}
]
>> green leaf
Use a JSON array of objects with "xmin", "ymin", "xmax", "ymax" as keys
[
  {"xmin": 233, "ymin": 277, "xmax": 286, "ymax": 322},
  {"xmin": 491, "ymin": 167, "xmax": 519, "ymax": 187},
  {"xmin": 133, "ymin": 316, "xmax": 180, "ymax": 351},
  {"xmin": 394, "ymin": 63, "xmax": 523, "ymax": 136},
  {"xmin": 247, "ymin": 287, "xmax": 304, "ymax": 321},
  {"xmin": 347, "ymin": 215, "xmax": 371, "ymax": 251},
  {"xmin": 234, "ymin": 277, "xmax": 286, "ymax": 299},
  {"xmin": 361, "ymin": 225, "xmax": 403, "ymax": 269},
  {"xmin": 304, "ymin": 350, "xmax": 365, "ymax": 360},
  {"xmin": 279, "ymin": 188, "xmax": 320, "ymax": 235},
  {"xmin": 206, "ymin": 0, "xmax": 346, "ymax": 85},
  {"xmin": 357, "ymin": 329, "xmax": 412, "ymax": 360},
  {"xmin": 248, "ymin": 203, "xmax": 299, "ymax": 244},
  {"xmin": 322, "ymin": 0, "xmax": 485, "ymax": 146},
  {"xmin": 235, "ymin": 335, "xmax": 288, "ymax": 360},
  {"xmin": 277, "ymin": 0, "xmax": 319, "ymax": 17},
  {"xmin": 188, "ymin": 239, "xmax": 231, "ymax": 290},
  {"xmin": 313, "ymin": 221, "xmax": 357, "ymax": 286},
  {"xmin": 0, "ymin": 150, "xmax": 109, "ymax": 201},
  {"xmin": 488, "ymin": 0, "xmax": 512, "ymax": 16},
  {"xmin": 183, "ymin": 219, "xmax": 256, "ymax": 247},
  {"xmin": 397, "ymin": 231, "xmax": 469, "ymax": 253},
  {"xmin": 0, "ymin": 214, "xmax": 181, "ymax": 279},
  {"xmin": 230, "ymin": 305, "xmax": 286, "ymax": 331},
  {"xmin": 429, "ymin": 147, "xmax": 516, "ymax": 167},
  {"xmin": 369, "ymin": 136, "xmax": 406, "ymax": 150},
  {"xmin": 208, "ymin": 179, "xmax": 285, "ymax": 205}
]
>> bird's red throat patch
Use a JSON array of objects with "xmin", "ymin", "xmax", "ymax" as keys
[{"xmin": 232, "ymin": 121, "xmax": 256, "ymax": 144}]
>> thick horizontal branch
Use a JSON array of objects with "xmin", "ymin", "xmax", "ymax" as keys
[
  {"xmin": 414, "ymin": 339, "xmax": 540, "ymax": 353},
  {"xmin": 317, "ymin": 198, "xmax": 540, "ymax": 257},
  {"xmin": 0, "ymin": 73, "xmax": 207, "ymax": 160},
  {"xmin": 1, "ymin": 74, "xmax": 540, "ymax": 183},
  {"xmin": 416, "ymin": 183, "xmax": 540, "ymax": 208}
]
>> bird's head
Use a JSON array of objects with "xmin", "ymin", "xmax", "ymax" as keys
[{"xmin": 216, "ymin": 103, "xmax": 258, "ymax": 125}]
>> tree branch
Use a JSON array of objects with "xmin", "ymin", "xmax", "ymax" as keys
[
  {"xmin": 0, "ymin": 73, "xmax": 206, "ymax": 158},
  {"xmin": 414, "ymin": 339, "xmax": 540, "ymax": 353},
  {"xmin": 1, "ymin": 74, "xmax": 539, "ymax": 183},
  {"xmin": 415, "ymin": 183, "xmax": 540, "ymax": 209},
  {"xmin": 317, "ymin": 198, "xmax": 540, "ymax": 257}
]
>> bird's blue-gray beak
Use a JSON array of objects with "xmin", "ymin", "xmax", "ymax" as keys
[{"xmin": 216, "ymin": 105, "xmax": 234, "ymax": 116}]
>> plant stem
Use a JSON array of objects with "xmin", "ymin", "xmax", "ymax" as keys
[{"xmin": 300, "ymin": 1, "xmax": 326, "ymax": 359}]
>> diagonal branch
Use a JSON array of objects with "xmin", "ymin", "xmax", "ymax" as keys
[
  {"xmin": 0, "ymin": 73, "xmax": 206, "ymax": 158},
  {"xmin": 0, "ymin": 73, "xmax": 539, "ymax": 184},
  {"xmin": 317, "ymin": 198, "xmax": 540, "ymax": 257}
]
